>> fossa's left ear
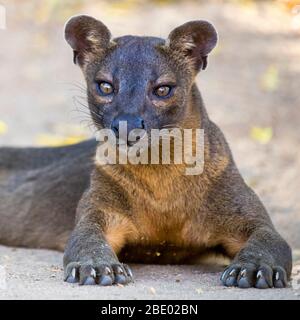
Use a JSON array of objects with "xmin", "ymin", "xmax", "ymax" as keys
[
  {"xmin": 64, "ymin": 15, "xmax": 112, "ymax": 67},
  {"xmin": 167, "ymin": 20, "xmax": 218, "ymax": 71}
]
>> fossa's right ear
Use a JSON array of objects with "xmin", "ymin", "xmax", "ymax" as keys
[
  {"xmin": 167, "ymin": 20, "xmax": 218, "ymax": 72},
  {"xmin": 64, "ymin": 15, "xmax": 111, "ymax": 67}
]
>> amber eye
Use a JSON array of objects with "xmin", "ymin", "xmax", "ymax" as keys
[
  {"xmin": 96, "ymin": 81, "xmax": 114, "ymax": 96},
  {"xmin": 154, "ymin": 85, "xmax": 172, "ymax": 98}
]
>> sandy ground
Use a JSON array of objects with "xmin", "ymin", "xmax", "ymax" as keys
[
  {"xmin": 0, "ymin": 245, "xmax": 299, "ymax": 300},
  {"xmin": 0, "ymin": 0, "xmax": 300, "ymax": 299}
]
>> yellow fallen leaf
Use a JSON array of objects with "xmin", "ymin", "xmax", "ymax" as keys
[
  {"xmin": 195, "ymin": 288, "xmax": 203, "ymax": 294},
  {"xmin": 50, "ymin": 266, "xmax": 62, "ymax": 272},
  {"xmin": 238, "ymin": 0, "xmax": 257, "ymax": 10},
  {"xmin": 110, "ymin": 0, "xmax": 137, "ymax": 13},
  {"xmin": 0, "ymin": 120, "xmax": 8, "ymax": 135},
  {"xmin": 149, "ymin": 287, "xmax": 156, "ymax": 295},
  {"xmin": 281, "ymin": 0, "xmax": 300, "ymax": 11},
  {"xmin": 261, "ymin": 65, "xmax": 279, "ymax": 92},
  {"xmin": 153, "ymin": 0, "xmax": 174, "ymax": 5},
  {"xmin": 36, "ymin": 134, "xmax": 86, "ymax": 147},
  {"xmin": 250, "ymin": 127, "xmax": 273, "ymax": 144}
]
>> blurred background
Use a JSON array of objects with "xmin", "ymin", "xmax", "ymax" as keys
[{"xmin": 0, "ymin": 0, "xmax": 299, "ymax": 262}]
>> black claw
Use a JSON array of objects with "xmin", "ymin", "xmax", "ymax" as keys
[
  {"xmin": 123, "ymin": 265, "xmax": 134, "ymax": 282},
  {"xmin": 125, "ymin": 267, "xmax": 133, "ymax": 279},
  {"xmin": 222, "ymin": 263, "xmax": 288, "ymax": 289},
  {"xmin": 104, "ymin": 266, "xmax": 112, "ymax": 276},
  {"xmin": 116, "ymin": 266, "xmax": 124, "ymax": 274},
  {"xmin": 99, "ymin": 275, "xmax": 113, "ymax": 286},
  {"xmin": 223, "ymin": 267, "xmax": 239, "ymax": 287},
  {"xmin": 65, "ymin": 263, "xmax": 133, "ymax": 286},
  {"xmin": 255, "ymin": 277, "xmax": 269, "ymax": 289},
  {"xmin": 220, "ymin": 267, "xmax": 232, "ymax": 284},
  {"xmin": 82, "ymin": 276, "xmax": 96, "ymax": 285},
  {"xmin": 220, "ymin": 270, "xmax": 228, "ymax": 283},
  {"xmin": 273, "ymin": 267, "xmax": 287, "ymax": 288}
]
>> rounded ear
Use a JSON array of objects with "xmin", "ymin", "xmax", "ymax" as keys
[
  {"xmin": 64, "ymin": 15, "xmax": 111, "ymax": 66},
  {"xmin": 167, "ymin": 20, "xmax": 218, "ymax": 71}
]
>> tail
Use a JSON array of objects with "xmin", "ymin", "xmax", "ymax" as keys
[
  {"xmin": 0, "ymin": 139, "xmax": 97, "ymax": 250},
  {"xmin": 0, "ymin": 139, "xmax": 97, "ymax": 170}
]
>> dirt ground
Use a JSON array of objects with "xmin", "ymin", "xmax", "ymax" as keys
[
  {"xmin": 0, "ymin": 0, "xmax": 300, "ymax": 299},
  {"xmin": 0, "ymin": 245, "xmax": 299, "ymax": 300}
]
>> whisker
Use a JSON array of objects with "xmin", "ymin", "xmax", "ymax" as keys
[{"xmin": 71, "ymin": 97, "xmax": 105, "ymax": 129}]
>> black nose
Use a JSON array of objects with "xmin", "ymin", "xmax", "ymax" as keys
[{"xmin": 111, "ymin": 114, "xmax": 145, "ymax": 139}]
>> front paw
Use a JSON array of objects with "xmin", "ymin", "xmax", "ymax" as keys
[
  {"xmin": 221, "ymin": 263, "xmax": 288, "ymax": 289},
  {"xmin": 64, "ymin": 261, "xmax": 133, "ymax": 286}
]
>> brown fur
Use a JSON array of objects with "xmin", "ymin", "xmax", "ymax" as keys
[{"xmin": 0, "ymin": 16, "xmax": 292, "ymax": 288}]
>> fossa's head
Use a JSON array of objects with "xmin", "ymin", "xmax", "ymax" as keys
[{"xmin": 65, "ymin": 15, "xmax": 217, "ymax": 142}]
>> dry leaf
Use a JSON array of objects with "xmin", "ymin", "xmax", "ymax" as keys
[
  {"xmin": 36, "ymin": 133, "xmax": 86, "ymax": 147},
  {"xmin": 149, "ymin": 287, "xmax": 156, "ymax": 295},
  {"xmin": 50, "ymin": 266, "xmax": 62, "ymax": 272},
  {"xmin": 250, "ymin": 126, "xmax": 273, "ymax": 144},
  {"xmin": 0, "ymin": 120, "xmax": 7, "ymax": 135},
  {"xmin": 35, "ymin": 123, "xmax": 89, "ymax": 146},
  {"xmin": 261, "ymin": 65, "xmax": 279, "ymax": 92},
  {"xmin": 195, "ymin": 288, "xmax": 203, "ymax": 294},
  {"xmin": 280, "ymin": 0, "xmax": 300, "ymax": 11}
]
